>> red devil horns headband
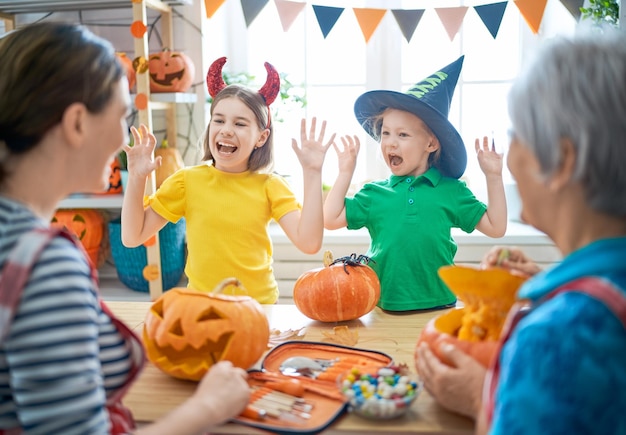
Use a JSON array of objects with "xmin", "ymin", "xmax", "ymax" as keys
[{"xmin": 206, "ymin": 56, "xmax": 281, "ymax": 106}]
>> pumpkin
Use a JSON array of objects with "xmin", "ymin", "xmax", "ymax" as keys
[
  {"xmin": 416, "ymin": 265, "xmax": 527, "ymax": 367},
  {"xmin": 148, "ymin": 48, "xmax": 195, "ymax": 93},
  {"xmin": 102, "ymin": 155, "xmax": 123, "ymax": 194},
  {"xmin": 51, "ymin": 209, "xmax": 105, "ymax": 267},
  {"xmin": 293, "ymin": 251, "xmax": 380, "ymax": 322},
  {"xmin": 116, "ymin": 52, "xmax": 136, "ymax": 91},
  {"xmin": 143, "ymin": 278, "xmax": 270, "ymax": 381},
  {"xmin": 154, "ymin": 139, "xmax": 184, "ymax": 188}
]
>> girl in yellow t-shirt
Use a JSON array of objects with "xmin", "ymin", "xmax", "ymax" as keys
[{"xmin": 121, "ymin": 57, "xmax": 335, "ymax": 303}]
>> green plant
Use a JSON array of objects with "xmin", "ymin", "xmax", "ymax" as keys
[
  {"xmin": 580, "ymin": 0, "xmax": 620, "ymax": 26},
  {"xmin": 206, "ymin": 71, "xmax": 307, "ymax": 123}
]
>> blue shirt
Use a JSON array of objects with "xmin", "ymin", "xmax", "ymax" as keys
[{"xmin": 492, "ymin": 237, "xmax": 626, "ymax": 434}]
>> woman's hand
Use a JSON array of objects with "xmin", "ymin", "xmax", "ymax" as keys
[
  {"xmin": 123, "ymin": 124, "xmax": 160, "ymax": 179},
  {"xmin": 291, "ymin": 117, "xmax": 335, "ymax": 172},
  {"xmin": 415, "ymin": 342, "xmax": 485, "ymax": 419},
  {"xmin": 192, "ymin": 361, "xmax": 250, "ymax": 425},
  {"xmin": 481, "ymin": 245, "xmax": 542, "ymax": 277}
]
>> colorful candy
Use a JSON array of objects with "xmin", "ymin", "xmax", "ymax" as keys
[{"xmin": 339, "ymin": 365, "xmax": 421, "ymax": 419}]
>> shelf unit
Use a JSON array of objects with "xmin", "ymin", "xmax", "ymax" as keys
[{"xmin": 0, "ymin": 0, "xmax": 194, "ymax": 301}]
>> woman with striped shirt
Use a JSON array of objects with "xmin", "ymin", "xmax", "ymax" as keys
[{"xmin": 0, "ymin": 22, "xmax": 250, "ymax": 434}]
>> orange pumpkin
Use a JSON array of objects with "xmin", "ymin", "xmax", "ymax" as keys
[
  {"xmin": 51, "ymin": 209, "xmax": 105, "ymax": 267},
  {"xmin": 154, "ymin": 139, "xmax": 184, "ymax": 188},
  {"xmin": 116, "ymin": 52, "xmax": 136, "ymax": 91},
  {"xmin": 293, "ymin": 251, "xmax": 380, "ymax": 322},
  {"xmin": 103, "ymin": 155, "xmax": 123, "ymax": 194},
  {"xmin": 148, "ymin": 49, "xmax": 195, "ymax": 93},
  {"xmin": 143, "ymin": 278, "xmax": 270, "ymax": 381},
  {"xmin": 416, "ymin": 265, "xmax": 527, "ymax": 367}
]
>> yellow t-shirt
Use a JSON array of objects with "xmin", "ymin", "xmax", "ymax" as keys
[{"xmin": 147, "ymin": 164, "xmax": 300, "ymax": 304}]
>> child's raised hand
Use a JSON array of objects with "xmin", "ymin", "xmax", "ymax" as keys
[
  {"xmin": 475, "ymin": 136, "xmax": 503, "ymax": 177},
  {"xmin": 122, "ymin": 124, "xmax": 161, "ymax": 178},
  {"xmin": 333, "ymin": 135, "xmax": 360, "ymax": 174},
  {"xmin": 291, "ymin": 117, "xmax": 335, "ymax": 171}
]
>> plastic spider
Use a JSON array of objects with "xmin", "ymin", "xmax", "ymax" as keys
[{"xmin": 330, "ymin": 253, "xmax": 375, "ymax": 274}]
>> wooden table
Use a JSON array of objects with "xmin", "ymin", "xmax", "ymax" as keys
[{"xmin": 108, "ymin": 301, "xmax": 474, "ymax": 434}]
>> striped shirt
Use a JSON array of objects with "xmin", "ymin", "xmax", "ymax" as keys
[{"xmin": 0, "ymin": 197, "xmax": 133, "ymax": 434}]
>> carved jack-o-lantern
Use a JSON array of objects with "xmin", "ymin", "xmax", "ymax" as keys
[
  {"xmin": 148, "ymin": 49, "xmax": 195, "ymax": 93},
  {"xmin": 104, "ymin": 156, "xmax": 123, "ymax": 194},
  {"xmin": 51, "ymin": 209, "xmax": 105, "ymax": 267},
  {"xmin": 143, "ymin": 278, "xmax": 270, "ymax": 381}
]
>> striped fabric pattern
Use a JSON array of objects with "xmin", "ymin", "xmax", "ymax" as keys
[{"xmin": 0, "ymin": 198, "xmax": 133, "ymax": 434}]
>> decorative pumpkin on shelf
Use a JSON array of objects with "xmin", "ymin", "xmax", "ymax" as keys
[
  {"xmin": 154, "ymin": 138, "xmax": 184, "ymax": 188},
  {"xmin": 143, "ymin": 278, "xmax": 270, "ymax": 381},
  {"xmin": 116, "ymin": 52, "xmax": 136, "ymax": 91},
  {"xmin": 293, "ymin": 251, "xmax": 380, "ymax": 322},
  {"xmin": 148, "ymin": 48, "xmax": 195, "ymax": 93},
  {"xmin": 51, "ymin": 209, "xmax": 105, "ymax": 267},
  {"xmin": 416, "ymin": 265, "xmax": 528, "ymax": 368},
  {"xmin": 103, "ymin": 155, "xmax": 123, "ymax": 194}
]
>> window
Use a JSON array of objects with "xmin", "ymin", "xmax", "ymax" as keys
[{"xmin": 215, "ymin": 0, "xmax": 576, "ymax": 200}]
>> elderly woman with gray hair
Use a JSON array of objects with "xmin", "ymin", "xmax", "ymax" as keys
[{"xmin": 415, "ymin": 30, "xmax": 626, "ymax": 434}]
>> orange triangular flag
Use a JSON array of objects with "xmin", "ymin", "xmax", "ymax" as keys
[
  {"xmin": 514, "ymin": 0, "xmax": 548, "ymax": 34},
  {"xmin": 353, "ymin": 8, "xmax": 387, "ymax": 43},
  {"xmin": 274, "ymin": 0, "xmax": 306, "ymax": 32},
  {"xmin": 435, "ymin": 6, "xmax": 468, "ymax": 41},
  {"xmin": 204, "ymin": 0, "xmax": 226, "ymax": 18}
]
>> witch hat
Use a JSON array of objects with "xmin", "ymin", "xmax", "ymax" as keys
[{"xmin": 354, "ymin": 56, "xmax": 466, "ymax": 178}]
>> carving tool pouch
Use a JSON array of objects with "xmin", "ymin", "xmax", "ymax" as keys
[{"xmin": 231, "ymin": 341, "xmax": 393, "ymax": 434}]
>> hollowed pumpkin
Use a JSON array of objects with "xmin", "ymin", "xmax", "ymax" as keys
[
  {"xmin": 51, "ymin": 209, "xmax": 105, "ymax": 267},
  {"xmin": 293, "ymin": 251, "xmax": 380, "ymax": 322},
  {"xmin": 148, "ymin": 49, "xmax": 195, "ymax": 93},
  {"xmin": 416, "ymin": 265, "xmax": 527, "ymax": 367},
  {"xmin": 143, "ymin": 278, "xmax": 270, "ymax": 381}
]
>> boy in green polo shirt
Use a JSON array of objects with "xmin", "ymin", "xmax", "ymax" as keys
[{"xmin": 323, "ymin": 56, "xmax": 507, "ymax": 311}]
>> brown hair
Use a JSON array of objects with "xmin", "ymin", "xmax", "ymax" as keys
[
  {"xmin": 0, "ymin": 22, "xmax": 123, "ymax": 185},
  {"xmin": 202, "ymin": 84, "xmax": 274, "ymax": 173}
]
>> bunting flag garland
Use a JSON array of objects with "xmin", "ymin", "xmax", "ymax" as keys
[
  {"xmin": 435, "ymin": 6, "xmax": 469, "ymax": 41},
  {"xmin": 312, "ymin": 5, "xmax": 344, "ymax": 38},
  {"xmin": 204, "ymin": 0, "xmax": 226, "ymax": 19},
  {"xmin": 241, "ymin": 0, "xmax": 269, "ymax": 27},
  {"xmin": 474, "ymin": 2, "xmax": 508, "ymax": 38},
  {"xmin": 514, "ymin": 0, "xmax": 549, "ymax": 34},
  {"xmin": 391, "ymin": 9, "xmax": 425, "ymax": 43},
  {"xmin": 274, "ymin": 0, "xmax": 306, "ymax": 32},
  {"xmin": 204, "ymin": 0, "xmax": 571, "ymax": 41},
  {"xmin": 353, "ymin": 8, "xmax": 387, "ymax": 43}
]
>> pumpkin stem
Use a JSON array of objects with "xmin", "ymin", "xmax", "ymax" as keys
[
  {"xmin": 212, "ymin": 277, "xmax": 246, "ymax": 295},
  {"xmin": 323, "ymin": 250, "xmax": 334, "ymax": 268}
]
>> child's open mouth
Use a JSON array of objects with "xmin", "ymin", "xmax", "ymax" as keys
[
  {"xmin": 389, "ymin": 154, "xmax": 403, "ymax": 167},
  {"xmin": 218, "ymin": 142, "xmax": 237, "ymax": 154}
]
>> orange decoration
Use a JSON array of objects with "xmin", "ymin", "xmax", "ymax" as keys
[
  {"xmin": 51, "ymin": 209, "xmax": 105, "ymax": 267},
  {"xmin": 99, "ymin": 155, "xmax": 123, "ymax": 195},
  {"xmin": 116, "ymin": 52, "xmax": 136, "ymax": 91},
  {"xmin": 134, "ymin": 93, "xmax": 148, "ymax": 110},
  {"xmin": 416, "ymin": 265, "xmax": 528, "ymax": 367},
  {"xmin": 148, "ymin": 49, "xmax": 195, "ymax": 93},
  {"xmin": 143, "ymin": 278, "xmax": 270, "ymax": 381},
  {"xmin": 142, "ymin": 264, "xmax": 160, "ymax": 281},
  {"xmin": 155, "ymin": 139, "xmax": 184, "ymax": 188},
  {"xmin": 143, "ymin": 234, "xmax": 157, "ymax": 247},
  {"xmin": 293, "ymin": 251, "xmax": 380, "ymax": 322},
  {"xmin": 130, "ymin": 20, "xmax": 147, "ymax": 38}
]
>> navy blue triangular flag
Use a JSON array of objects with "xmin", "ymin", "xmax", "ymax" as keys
[
  {"xmin": 312, "ymin": 5, "xmax": 344, "ymax": 38},
  {"xmin": 474, "ymin": 1, "xmax": 508, "ymax": 39}
]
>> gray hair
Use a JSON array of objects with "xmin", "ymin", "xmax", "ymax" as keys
[{"xmin": 508, "ymin": 30, "xmax": 626, "ymax": 217}]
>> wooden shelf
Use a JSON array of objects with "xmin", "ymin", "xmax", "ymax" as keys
[{"xmin": 59, "ymin": 194, "xmax": 124, "ymax": 209}]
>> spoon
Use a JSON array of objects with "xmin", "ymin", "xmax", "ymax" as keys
[{"xmin": 279, "ymin": 356, "xmax": 342, "ymax": 378}]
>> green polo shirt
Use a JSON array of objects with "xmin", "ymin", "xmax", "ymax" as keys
[{"xmin": 345, "ymin": 167, "xmax": 486, "ymax": 311}]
